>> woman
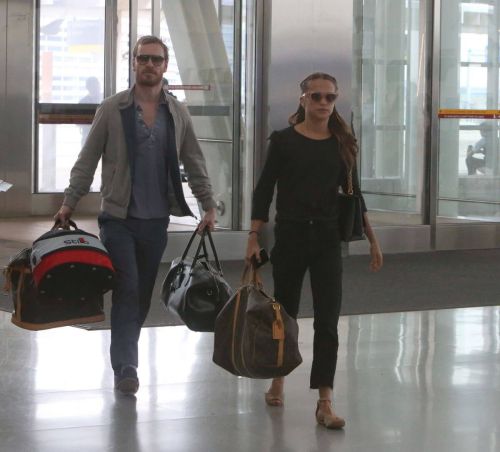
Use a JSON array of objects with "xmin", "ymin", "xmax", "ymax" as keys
[{"xmin": 246, "ymin": 72, "xmax": 383, "ymax": 429}]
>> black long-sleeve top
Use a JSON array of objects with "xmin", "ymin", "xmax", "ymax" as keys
[{"xmin": 251, "ymin": 126, "xmax": 366, "ymax": 222}]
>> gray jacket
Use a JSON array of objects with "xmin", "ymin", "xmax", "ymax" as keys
[{"xmin": 63, "ymin": 85, "xmax": 216, "ymax": 218}]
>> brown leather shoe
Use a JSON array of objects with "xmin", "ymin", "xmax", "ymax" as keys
[
  {"xmin": 114, "ymin": 366, "xmax": 139, "ymax": 396},
  {"xmin": 315, "ymin": 399, "xmax": 345, "ymax": 429}
]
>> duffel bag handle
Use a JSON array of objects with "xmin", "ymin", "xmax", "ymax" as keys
[
  {"xmin": 180, "ymin": 229, "xmax": 200, "ymax": 261},
  {"xmin": 241, "ymin": 264, "xmax": 275, "ymax": 302},
  {"xmin": 192, "ymin": 228, "xmax": 223, "ymax": 274},
  {"xmin": 180, "ymin": 228, "xmax": 223, "ymax": 274},
  {"xmin": 204, "ymin": 229, "xmax": 223, "ymax": 274},
  {"xmin": 241, "ymin": 263, "xmax": 264, "ymax": 288}
]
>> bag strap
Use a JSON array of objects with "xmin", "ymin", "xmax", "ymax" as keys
[
  {"xmin": 52, "ymin": 219, "xmax": 78, "ymax": 231},
  {"xmin": 181, "ymin": 228, "xmax": 223, "ymax": 274},
  {"xmin": 346, "ymin": 170, "xmax": 353, "ymax": 195},
  {"xmin": 241, "ymin": 264, "xmax": 276, "ymax": 302},
  {"xmin": 339, "ymin": 139, "xmax": 355, "ymax": 196},
  {"xmin": 241, "ymin": 263, "xmax": 263, "ymax": 287},
  {"xmin": 192, "ymin": 229, "xmax": 208, "ymax": 267},
  {"xmin": 2, "ymin": 267, "xmax": 12, "ymax": 293},
  {"xmin": 14, "ymin": 270, "xmax": 26, "ymax": 321},
  {"xmin": 180, "ymin": 229, "xmax": 202, "ymax": 261},
  {"xmin": 191, "ymin": 229, "xmax": 223, "ymax": 274},
  {"xmin": 205, "ymin": 229, "xmax": 223, "ymax": 273}
]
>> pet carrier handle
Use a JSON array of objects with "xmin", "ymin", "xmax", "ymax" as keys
[{"xmin": 53, "ymin": 219, "xmax": 78, "ymax": 231}]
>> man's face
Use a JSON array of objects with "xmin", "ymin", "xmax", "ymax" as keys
[{"xmin": 133, "ymin": 43, "xmax": 168, "ymax": 87}]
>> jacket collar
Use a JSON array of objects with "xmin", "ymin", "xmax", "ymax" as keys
[{"xmin": 118, "ymin": 83, "xmax": 171, "ymax": 110}]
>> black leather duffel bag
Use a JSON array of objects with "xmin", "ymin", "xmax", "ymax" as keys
[{"xmin": 161, "ymin": 228, "xmax": 232, "ymax": 332}]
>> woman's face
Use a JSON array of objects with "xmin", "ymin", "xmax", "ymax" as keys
[{"xmin": 300, "ymin": 78, "xmax": 337, "ymax": 122}]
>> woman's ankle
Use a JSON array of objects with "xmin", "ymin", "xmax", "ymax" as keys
[
  {"xmin": 318, "ymin": 386, "xmax": 332, "ymax": 402},
  {"xmin": 269, "ymin": 377, "xmax": 284, "ymax": 393}
]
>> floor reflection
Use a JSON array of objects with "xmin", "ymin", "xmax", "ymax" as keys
[{"xmin": 1, "ymin": 306, "xmax": 499, "ymax": 452}]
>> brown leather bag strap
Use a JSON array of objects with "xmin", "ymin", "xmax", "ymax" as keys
[
  {"xmin": 14, "ymin": 271, "xmax": 26, "ymax": 320},
  {"xmin": 241, "ymin": 264, "xmax": 261, "ymax": 286},
  {"xmin": 2, "ymin": 267, "xmax": 12, "ymax": 293},
  {"xmin": 241, "ymin": 264, "xmax": 274, "ymax": 301}
]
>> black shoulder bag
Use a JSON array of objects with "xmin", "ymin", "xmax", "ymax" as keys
[{"xmin": 338, "ymin": 168, "xmax": 366, "ymax": 242}]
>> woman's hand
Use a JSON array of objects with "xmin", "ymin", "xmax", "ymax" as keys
[
  {"xmin": 369, "ymin": 241, "xmax": 383, "ymax": 272},
  {"xmin": 245, "ymin": 232, "xmax": 261, "ymax": 265}
]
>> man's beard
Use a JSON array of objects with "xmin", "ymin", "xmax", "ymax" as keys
[{"xmin": 136, "ymin": 71, "xmax": 162, "ymax": 87}]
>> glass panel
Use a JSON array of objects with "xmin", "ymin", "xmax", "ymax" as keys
[
  {"xmin": 438, "ymin": 0, "xmax": 500, "ymax": 222},
  {"xmin": 439, "ymin": 119, "xmax": 500, "ymax": 197},
  {"xmin": 160, "ymin": 0, "xmax": 235, "ymax": 229},
  {"xmin": 39, "ymin": 0, "xmax": 105, "ymax": 103},
  {"xmin": 37, "ymin": 0, "xmax": 106, "ymax": 194},
  {"xmin": 460, "ymin": 66, "xmax": 488, "ymax": 109},
  {"xmin": 353, "ymin": 0, "xmax": 425, "ymax": 226},
  {"xmin": 38, "ymin": 124, "xmax": 101, "ymax": 193},
  {"xmin": 460, "ymin": 33, "xmax": 488, "ymax": 64},
  {"xmin": 35, "ymin": 0, "xmax": 251, "ymax": 229},
  {"xmin": 116, "ymin": 0, "xmax": 130, "ymax": 92},
  {"xmin": 240, "ymin": 0, "xmax": 256, "ymax": 230},
  {"xmin": 138, "ymin": 0, "xmax": 152, "ymax": 38},
  {"xmin": 438, "ymin": 199, "xmax": 500, "ymax": 222}
]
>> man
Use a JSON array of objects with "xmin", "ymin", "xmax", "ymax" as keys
[
  {"xmin": 54, "ymin": 36, "xmax": 217, "ymax": 395},
  {"xmin": 466, "ymin": 121, "xmax": 493, "ymax": 176},
  {"xmin": 79, "ymin": 77, "xmax": 103, "ymax": 146}
]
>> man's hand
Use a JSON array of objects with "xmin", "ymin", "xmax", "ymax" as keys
[
  {"xmin": 197, "ymin": 207, "xmax": 217, "ymax": 232},
  {"xmin": 54, "ymin": 205, "xmax": 73, "ymax": 228}
]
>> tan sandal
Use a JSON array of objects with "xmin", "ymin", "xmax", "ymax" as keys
[
  {"xmin": 315, "ymin": 399, "xmax": 345, "ymax": 429},
  {"xmin": 265, "ymin": 391, "xmax": 284, "ymax": 407}
]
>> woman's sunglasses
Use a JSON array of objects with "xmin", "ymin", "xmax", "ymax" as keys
[
  {"xmin": 302, "ymin": 92, "xmax": 338, "ymax": 103},
  {"xmin": 135, "ymin": 54, "xmax": 166, "ymax": 66}
]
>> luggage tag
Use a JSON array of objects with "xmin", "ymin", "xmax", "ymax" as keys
[{"xmin": 272, "ymin": 303, "xmax": 285, "ymax": 340}]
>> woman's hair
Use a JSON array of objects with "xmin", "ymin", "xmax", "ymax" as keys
[{"xmin": 288, "ymin": 72, "xmax": 357, "ymax": 169}]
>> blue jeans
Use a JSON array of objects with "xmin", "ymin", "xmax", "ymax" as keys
[
  {"xmin": 271, "ymin": 219, "xmax": 342, "ymax": 389},
  {"xmin": 98, "ymin": 213, "xmax": 169, "ymax": 374}
]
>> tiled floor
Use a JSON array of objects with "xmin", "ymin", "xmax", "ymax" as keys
[
  {"xmin": 0, "ymin": 306, "xmax": 499, "ymax": 452},
  {"xmin": 2, "ymin": 217, "xmax": 500, "ymax": 451}
]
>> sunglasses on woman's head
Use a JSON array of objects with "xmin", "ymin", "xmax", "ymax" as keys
[
  {"xmin": 302, "ymin": 92, "xmax": 338, "ymax": 103},
  {"xmin": 135, "ymin": 54, "xmax": 166, "ymax": 66}
]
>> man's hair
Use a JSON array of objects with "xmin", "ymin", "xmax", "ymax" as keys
[{"xmin": 132, "ymin": 35, "xmax": 169, "ymax": 61}]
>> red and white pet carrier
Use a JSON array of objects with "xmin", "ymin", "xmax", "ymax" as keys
[{"xmin": 30, "ymin": 220, "xmax": 115, "ymax": 300}]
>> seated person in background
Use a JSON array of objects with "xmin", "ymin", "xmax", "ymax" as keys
[{"xmin": 466, "ymin": 122, "xmax": 491, "ymax": 175}]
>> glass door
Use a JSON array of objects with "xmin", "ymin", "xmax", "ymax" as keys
[
  {"xmin": 158, "ymin": 0, "xmax": 237, "ymax": 229},
  {"xmin": 37, "ymin": 0, "xmax": 106, "ymax": 193},
  {"xmin": 438, "ymin": 0, "xmax": 500, "ymax": 222},
  {"xmin": 353, "ymin": 0, "xmax": 429, "ymax": 227},
  {"xmin": 35, "ymin": 0, "xmax": 256, "ymax": 231}
]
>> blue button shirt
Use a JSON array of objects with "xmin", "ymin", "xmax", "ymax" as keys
[{"xmin": 128, "ymin": 99, "xmax": 170, "ymax": 219}]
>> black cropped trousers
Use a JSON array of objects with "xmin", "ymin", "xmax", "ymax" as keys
[{"xmin": 270, "ymin": 219, "xmax": 342, "ymax": 389}]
